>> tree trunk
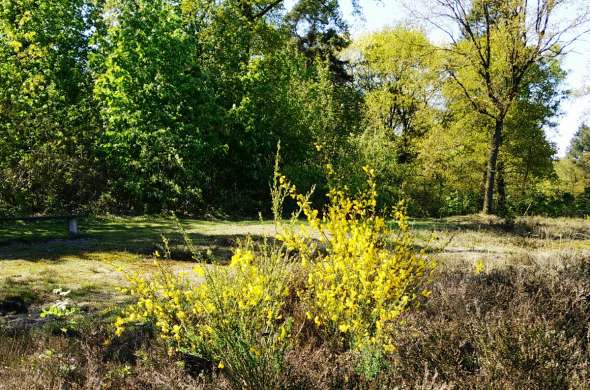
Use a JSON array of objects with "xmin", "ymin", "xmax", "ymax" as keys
[
  {"xmin": 496, "ymin": 159, "xmax": 506, "ymax": 214},
  {"xmin": 479, "ymin": 169, "xmax": 487, "ymax": 210},
  {"xmin": 482, "ymin": 118, "xmax": 503, "ymax": 214}
]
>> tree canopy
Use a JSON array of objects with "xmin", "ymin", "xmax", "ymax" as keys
[{"xmin": 0, "ymin": 0, "xmax": 587, "ymax": 217}]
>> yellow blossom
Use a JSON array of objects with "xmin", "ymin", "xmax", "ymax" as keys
[
  {"xmin": 474, "ymin": 259, "xmax": 485, "ymax": 274},
  {"xmin": 276, "ymin": 170, "xmax": 435, "ymax": 353},
  {"xmin": 338, "ymin": 323, "xmax": 350, "ymax": 333}
]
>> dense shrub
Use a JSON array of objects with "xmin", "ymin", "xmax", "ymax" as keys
[
  {"xmin": 276, "ymin": 167, "xmax": 434, "ymax": 355},
  {"xmin": 438, "ymin": 190, "xmax": 480, "ymax": 217},
  {"xmin": 114, "ymin": 168, "xmax": 434, "ymax": 386},
  {"xmin": 506, "ymin": 187, "xmax": 590, "ymax": 217}
]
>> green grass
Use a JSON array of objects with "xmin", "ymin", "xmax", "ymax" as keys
[
  {"xmin": 0, "ymin": 215, "xmax": 589, "ymax": 388},
  {"xmin": 0, "ymin": 216, "xmax": 274, "ymax": 259},
  {"xmin": 0, "ymin": 216, "xmax": 273, "ymax": 322},
  {"xmin": 1, "ymin": 214, "xmax": 588, "ymax": 322}
]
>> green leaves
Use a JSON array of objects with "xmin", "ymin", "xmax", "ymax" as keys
[
  {"xmin": 0, "ymin": 0, "xmax": 573, "ymax": 218},
  {"xmin": 0, "ymin": 0, "xmax": 103, "ymax": 214}
]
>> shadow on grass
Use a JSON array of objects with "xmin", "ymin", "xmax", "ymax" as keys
[
  {"xmin": 0, "ymin": 217, "xmax": 269, "ymax": 263},
  {"xmin": 0, "ymin": 217, "xmax": 177, "ymax": 246},
  {"xmin": 408, "ymin": 216, "xmax": 590, "ymax": 240},
  {"xmin": 2, "ymin": 215, "xmax": 588, "ymax": 263}
]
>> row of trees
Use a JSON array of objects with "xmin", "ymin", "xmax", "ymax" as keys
[
  {"xmin": 0, "ymin": 0, "xmax": 357, "ymax": 215},
  {"xmin": 0, "ymin": 0, "xmax": 588, "ymax": 217}
]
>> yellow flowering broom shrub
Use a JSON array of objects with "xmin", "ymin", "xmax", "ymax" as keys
[
  {"xmin": 114, "ymin": 152, "xmax": 434, "ymax": 384},
  {"xmin": 276, "ymin": 166, "xmax": 435, "ymax": 355},
  {"xmin": 114, "ymin": 237, "xmax": 293, "ymax": 389}
]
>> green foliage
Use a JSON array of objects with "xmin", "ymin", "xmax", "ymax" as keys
[
  {"xmin": 0, "ymin": 0, "xmax": 578, "ymax": 218},
  {"xmin": 0, "ymin": 0, "xmax": 360, "ymax": 216},
  {"xmin": 352, "ymin": 27, "xmax": 440, "ymax": 149},
  {"xmin": 558, "ymin": 124, "xmax": 590, "ymax": 198},
  {"xmin": 414, "ymin": 55, "xmax": 564, "ymax": 216},
  {"xmin": 0, "ymin": 0, "xmax": 103, "ymax": 214},
  {"xmin": 514, "ymin": 123, "xmax": 590, "ymax": 217},
  {"xmin": 93, "ymin": 0, "xmax": 217, "ymax": 213},
  {"xmin": 39, "ymin": 288, "xmax": 80, "ymax": 334},
  {"xmin": 568, "ymin": 124, "xmax": 590, "ymax": 161},
  {"xmin": 344, "ymin": 28, "xmax": 442, "ymax": 207},
  {"xmin": 337, "ymin": 24, "xmax": 565, "ymax": 217}
]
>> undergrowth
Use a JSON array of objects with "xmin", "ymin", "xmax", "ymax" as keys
[{"xmin": 1, "ymin": 253, "xmax": 590, "ymax": 388}]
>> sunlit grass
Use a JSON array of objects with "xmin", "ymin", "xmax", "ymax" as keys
[
  {"xmin": 0, "ymin": 215, "xmax": 588, "ymax": 316},
  {"xmin": 0, "ymin": 215, "xmax": 588, "ymax": 388}
]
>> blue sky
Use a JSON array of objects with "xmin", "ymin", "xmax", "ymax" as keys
[{"xmin": 338, "ymin": 0, "xmax": 590, "ymax": 156}]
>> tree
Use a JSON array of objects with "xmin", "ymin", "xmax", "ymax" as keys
[
  {"xmin": 565, "ymin": 123, "xmax": 590, "ymax": 189},
  {"xmin": 568, "ymin": 124, "xmax": 590, "ymax": 161},
  {"xmin": 351, "ymin": 28, "xmax": 441, "ymax": 163},
  {"xmin": 555, "ymin": 157, "xmax": 585, "ymax": 195},
  {"xmin": 498, "ymin": 58, "xmax": 564, "ymax": 205},
  {"xmin": 422, "ymin": 0, "xmax": 589, "ymax": 214},
  {"xmin": 183, "ymin": 0, "xmax": 358, "ymax": 212},
  {"xmin": 0, "ymin": 0, "xmax": 363, "ymax": 215},
  {"xmin": 417, "ymin": 52, "xmax": 565, "ymax": 216},
  {"xmin": 345, "ymin": 28, "xmax": 442, "ymax": 207},
  {"xmin": 0, "ymin": 0, "xmax": 103, "ymax": 214},
  {"xmin": 93, "ymin": 0, "xmax": 219, "ymax": 213},
  {"xmin": 285, "ymin": 0, "xmax": 352, "ymax": 82}
]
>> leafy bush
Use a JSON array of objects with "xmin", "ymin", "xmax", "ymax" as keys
[
  {"xmin": 115, "ymin": 237, "xmax": 293, "ymax": 389},
  {"xmin": 276, "ymin": 166, "xmax": 435, "ymax": 356},
  {"xmin": 438, "ymin": 190, "xmax": 480, "ymax": 217}
]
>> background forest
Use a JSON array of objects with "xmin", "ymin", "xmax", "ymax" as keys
[{"xmin": 1, "ymin": 0, "xmax": 589, "ymax": 218}]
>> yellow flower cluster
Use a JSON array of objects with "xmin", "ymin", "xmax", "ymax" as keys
[
  {"xmin": 474, "ymin": 258, "xmax": 486, "ymax": 274},
  {"xmin": 276, "ymin": 167, "xmax": 435, "ymax": 353},
  {"xmin": 114, "ymin": 241, "xmax": 292, "ymax": 365}
]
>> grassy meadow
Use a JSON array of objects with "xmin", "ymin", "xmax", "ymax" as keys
[{"xmin": 0, "ymin": 215, "xmax": 589, "ymax": 388}]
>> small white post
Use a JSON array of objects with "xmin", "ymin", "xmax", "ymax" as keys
[{"xmin": 68, "ymin": 218, "xmax": 79, "ymax": 237}]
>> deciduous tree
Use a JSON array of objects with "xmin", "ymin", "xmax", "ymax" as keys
[{"xmin": 422, "ymin": 0, "xmax": 589, "ymax": 213}]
